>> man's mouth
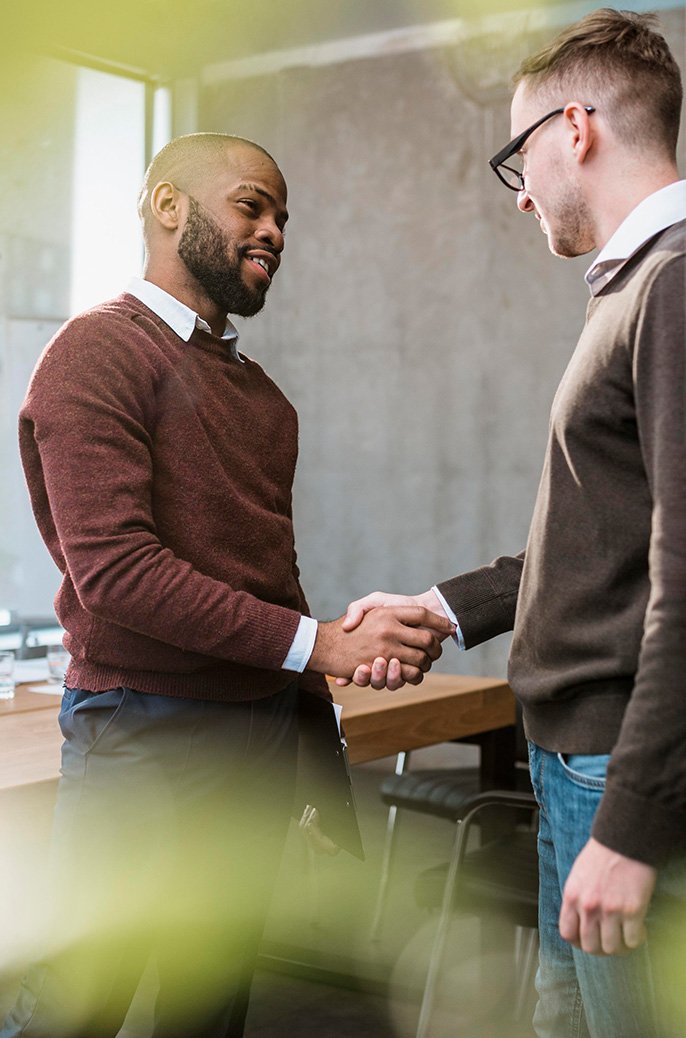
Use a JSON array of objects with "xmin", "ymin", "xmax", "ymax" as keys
[{"xmin": 244, "ymin": 251, "xmax": 277, "ymax": 283}]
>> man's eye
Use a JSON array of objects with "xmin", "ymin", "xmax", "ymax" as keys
[{"xmin": 238, "ymin": 199, "xmax": 258, "ymax": 212}]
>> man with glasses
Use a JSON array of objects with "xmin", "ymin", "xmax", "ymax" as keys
[{"xmin": 341, "ymin": 9, "xmax": 686, "ymax": 1036}]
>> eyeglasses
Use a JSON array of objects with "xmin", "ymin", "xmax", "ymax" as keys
[{"xmin": 489, "ymin": 105, "xmax": 595, "ymax": 192}]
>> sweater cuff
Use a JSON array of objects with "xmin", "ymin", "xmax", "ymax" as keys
[
  {"xmin": 436, "ymin": 568, "xmax": 517, "ymax": 649},
  {"xmin": 592, "ymin": 781, "xmax": 686, "ymax": 867}
]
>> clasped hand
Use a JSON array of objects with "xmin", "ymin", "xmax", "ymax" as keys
[
  {"xmin": 326, "ymin": 590, "xmax": 452, "ymax": 691},
  {"xmin": 309, "ymin": 594, "xmax": 454, "ymax": 690}
]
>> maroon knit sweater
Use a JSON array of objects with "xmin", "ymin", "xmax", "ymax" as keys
[{"xmin": 19, "ymin": 293, "xmax": 328, "ymax": 701}]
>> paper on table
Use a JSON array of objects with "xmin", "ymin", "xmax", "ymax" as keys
[
  {"xmin": 14, "ymin": 659, "xmax": 50, "ymax": 683},
  {"xmin": 25, "ymin": 684, "xmax": 64, "ymax": 696}
]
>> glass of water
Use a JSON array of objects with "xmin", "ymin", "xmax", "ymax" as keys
[
  {"xmin": 46, "ymin": 644, "xmax": 70, "ymax": 685},
  {"xmin": 0, "ymin": 651, "xmax": 16, "ymax": 700}
]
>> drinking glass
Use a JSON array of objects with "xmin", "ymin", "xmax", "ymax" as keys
[
  {"xmin": 46, "ymin": 644, "xmax": 70, "ymax": 685},
  {"xmin": 0, "ymin": 651, "xmax": 15, "ymax": 700}
]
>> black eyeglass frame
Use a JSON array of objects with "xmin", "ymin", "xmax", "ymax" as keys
[{"xmin": 489, "ymin": 105, "xmax": 595, "ymax": 192}]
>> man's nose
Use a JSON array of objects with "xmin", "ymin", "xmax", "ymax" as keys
[
  {"xmin": 255, "ymin": 220, "xmax": 284, "ymax": 252},
  {"xmin": 517, "ymin": 187, "xmax": 535, "ymax": 214}
]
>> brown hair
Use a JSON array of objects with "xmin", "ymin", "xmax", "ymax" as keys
[{"xmin": 514, "ymin": 8, "xmax": 682, "ymax": 157}]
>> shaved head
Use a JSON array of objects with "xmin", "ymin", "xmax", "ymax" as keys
[{"xmin": 137, "ymin": 132, "xmax": 277, "ymax": 241}]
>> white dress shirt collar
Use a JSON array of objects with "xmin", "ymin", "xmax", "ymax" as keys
[
  {"xmin": 585, "ymin": 180, "xmax": 686, "ymax": 296},
  {"xmin": 126, "ymin": 277, "xmax": 243, "ymax": 361}
]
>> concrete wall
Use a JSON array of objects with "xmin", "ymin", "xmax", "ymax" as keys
[
  {"xmin": 2, "ymin": 7, "xmax": 684, "ymax": 675},
  {"xmin": 197, "ymin": 8, "xmax": 686, "ymax": 680}
]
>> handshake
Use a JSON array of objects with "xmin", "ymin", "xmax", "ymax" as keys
[{"xmin": 309, "ymin": 589, "xmax": 455, "ymax": 691}]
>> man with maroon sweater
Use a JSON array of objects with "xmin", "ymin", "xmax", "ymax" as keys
[{"xmin": 2, "ymin": 134, "xmax": 452, "ymax": 1038}]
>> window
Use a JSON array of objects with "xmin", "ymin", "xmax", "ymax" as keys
[
  {"xmin": 70, "ymin": 67, "xmax": 147, "ymax": 313},
  {"xmin": 0, "ymin": 57, "xmax": 170, "ymax": 641}
]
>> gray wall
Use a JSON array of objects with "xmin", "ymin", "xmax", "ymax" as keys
[
  {"xmin": 2, "ymin": 7, "xmax": 685, "ymax": 677},
  {"xmin": 199, "ymin": 8, "xmax": 686, "ymax": 678}
]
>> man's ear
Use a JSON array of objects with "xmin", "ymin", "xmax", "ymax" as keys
[
  {"xmin": 149, "ymin": 181, "xmax": 183, "ymax": 231},
  {"xmin": 564, "ymin": 102, "xmax": 594, "ymax": 165}
]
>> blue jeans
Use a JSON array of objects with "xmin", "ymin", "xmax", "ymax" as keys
[
  {"xmin": 0, "ymin": 683, "xmax": 299, "ymax": 1038},
  {"xmin": 529, "ymin": 742, "xmax": 686, "ymax": 1038}
]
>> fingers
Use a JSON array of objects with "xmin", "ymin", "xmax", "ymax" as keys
[
  {"xmin": 334, "ymin": 667, "xmax": 373, "ymax": 686},
  {"xmin": 337, "ymin": 659, "xmax": 415, "ymax": 692},
  {"xmin": 578, "ymin": 908, "xmax": 605, "ymax": 956},
  {"xmin": 566, "ymin": 907, "xmax": 641, "ymax": 956},
  {"xmin": 388, "ymin": 605, "xmax": 455, "ymax": 638},
  {"xmin": 341, "ymin": 592, "xmax": 395, "ymax": 632},
  {"xmin": 370, "ymin": 657, "xmax": 389, "ymax": 690},
  {"xmin": 340, "ymin": 594, "xmax": 456, "ymax": 638},
  {"xmin": 598, "ymin": 914, "xmax": 626, "ymax": 956},
  {"xmin": 362, "ymin": 612, "xmax": 445, "ymax": 675},
  {"xmin": 341, "ymin": 603, "xmax": 368, "ymax": 633},
  {"xmin": 399, "ymin": 663, "xmax": 425, "ymax": 686},
  {"xmin": 415, "ymin": 608, "xmax": 456, "ymax": 639},
  {"xmin": 560, "ymin": 884, "xmax": 652, "ymax": 955},
  {"xmin": 558, "ymin": 896, "xmax": 581, "ymax": 947},
  {"xmin": 385, "ymin": 659, "xmax": 405, "ymax": 691},
  {"xmin": 371, "ymin": 657, "xmax": 411, "ymax": 691},
  {"xmin": 352, "ymin": 658, "xmax": 422, "ymax": 692},
  {"xmin": 399, "ymin": 626, "xmax": 444, "ymax": 665},
  {"xmin": 378, "ymin": 615, "xmax": 445, "ymax": 660},
  {"xmin": 377, "ymin": 642, "xmax": 438, "ymax": 673},
  {"xmin": 622, "ymin": 917, "xmax": 648, "ymax": 951},
  {"xmin": 352, "ymin": 664, "xmax": 372, "ymax": 686}
]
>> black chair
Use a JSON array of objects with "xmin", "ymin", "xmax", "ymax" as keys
[
  {"xmin": 409, "ymin": 789, "xmax": 539, "ymax": 1037},
  {"xmin": 370, "ymin": 708, "xmax": 531, "ymax": 939}
]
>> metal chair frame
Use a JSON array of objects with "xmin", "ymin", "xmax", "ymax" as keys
[{"xmin": 415, "ymin": 788, "xmax": 539, "ymax": 1038}]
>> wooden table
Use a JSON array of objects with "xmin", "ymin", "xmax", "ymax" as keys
[
  {"xmin": 0, "ymin": 683, "xmax": 64, "ymax": 792},
  {"xmin": 335, "ymin": 673, "xmax": 515, "ymax": 765},
  {"xmin": 0, "ymin": 675, "xmax": 517, "ymax": 998},
  {"xmin": 0, "ymin": 674, "xmax": 515, "ymax": 793}
]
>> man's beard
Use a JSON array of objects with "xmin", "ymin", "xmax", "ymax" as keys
[{"xmin": 177, "ymin": 196, "xmax": 268, "ymax": 318}]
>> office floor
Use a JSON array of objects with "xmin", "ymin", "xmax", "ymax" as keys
[{"xmin": 0, "ymin": 758, "xmax": 537, "ymax": 1037}]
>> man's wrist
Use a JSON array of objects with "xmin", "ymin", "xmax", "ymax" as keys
[
  {"xmin": 415, "ymin": 588, "xmax": 443, "ymax": 612},
  {"xmin": 307, "ymin": 619, "xmax": 338, "ymax": 675}
]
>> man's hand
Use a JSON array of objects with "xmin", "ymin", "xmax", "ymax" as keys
[
  {"xmin": 335, "ymin": 590, "xmax": 451, "ymax": 690},
  {"xmin": 559, "ymin": 837, "xmax": 657, "ymax": 956},
  {"xmin": 308, "ymin": 605, "xmax": 454, "ymax": 688}
]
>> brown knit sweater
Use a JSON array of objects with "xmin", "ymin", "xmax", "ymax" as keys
[
  {"xmin": 19, "ymin": 293, "xmax": 328, "ymax": 701},
  {"xmin": 438, "ymin": 220, "xmax": 686, "ymax": 866}
]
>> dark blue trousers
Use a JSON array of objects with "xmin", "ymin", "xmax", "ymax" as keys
[{"xmin": 1, "ymin": 683, "xmax": 299, "ymax": 1038}]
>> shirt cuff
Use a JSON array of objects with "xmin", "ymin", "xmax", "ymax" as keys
[
  {"xmin": 431, "ymin": 585, "xmax": 466, "ymax": 651},
  {"xmin": 282, "ymin": 614, "xmax": 318, "ymax": 672}
]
